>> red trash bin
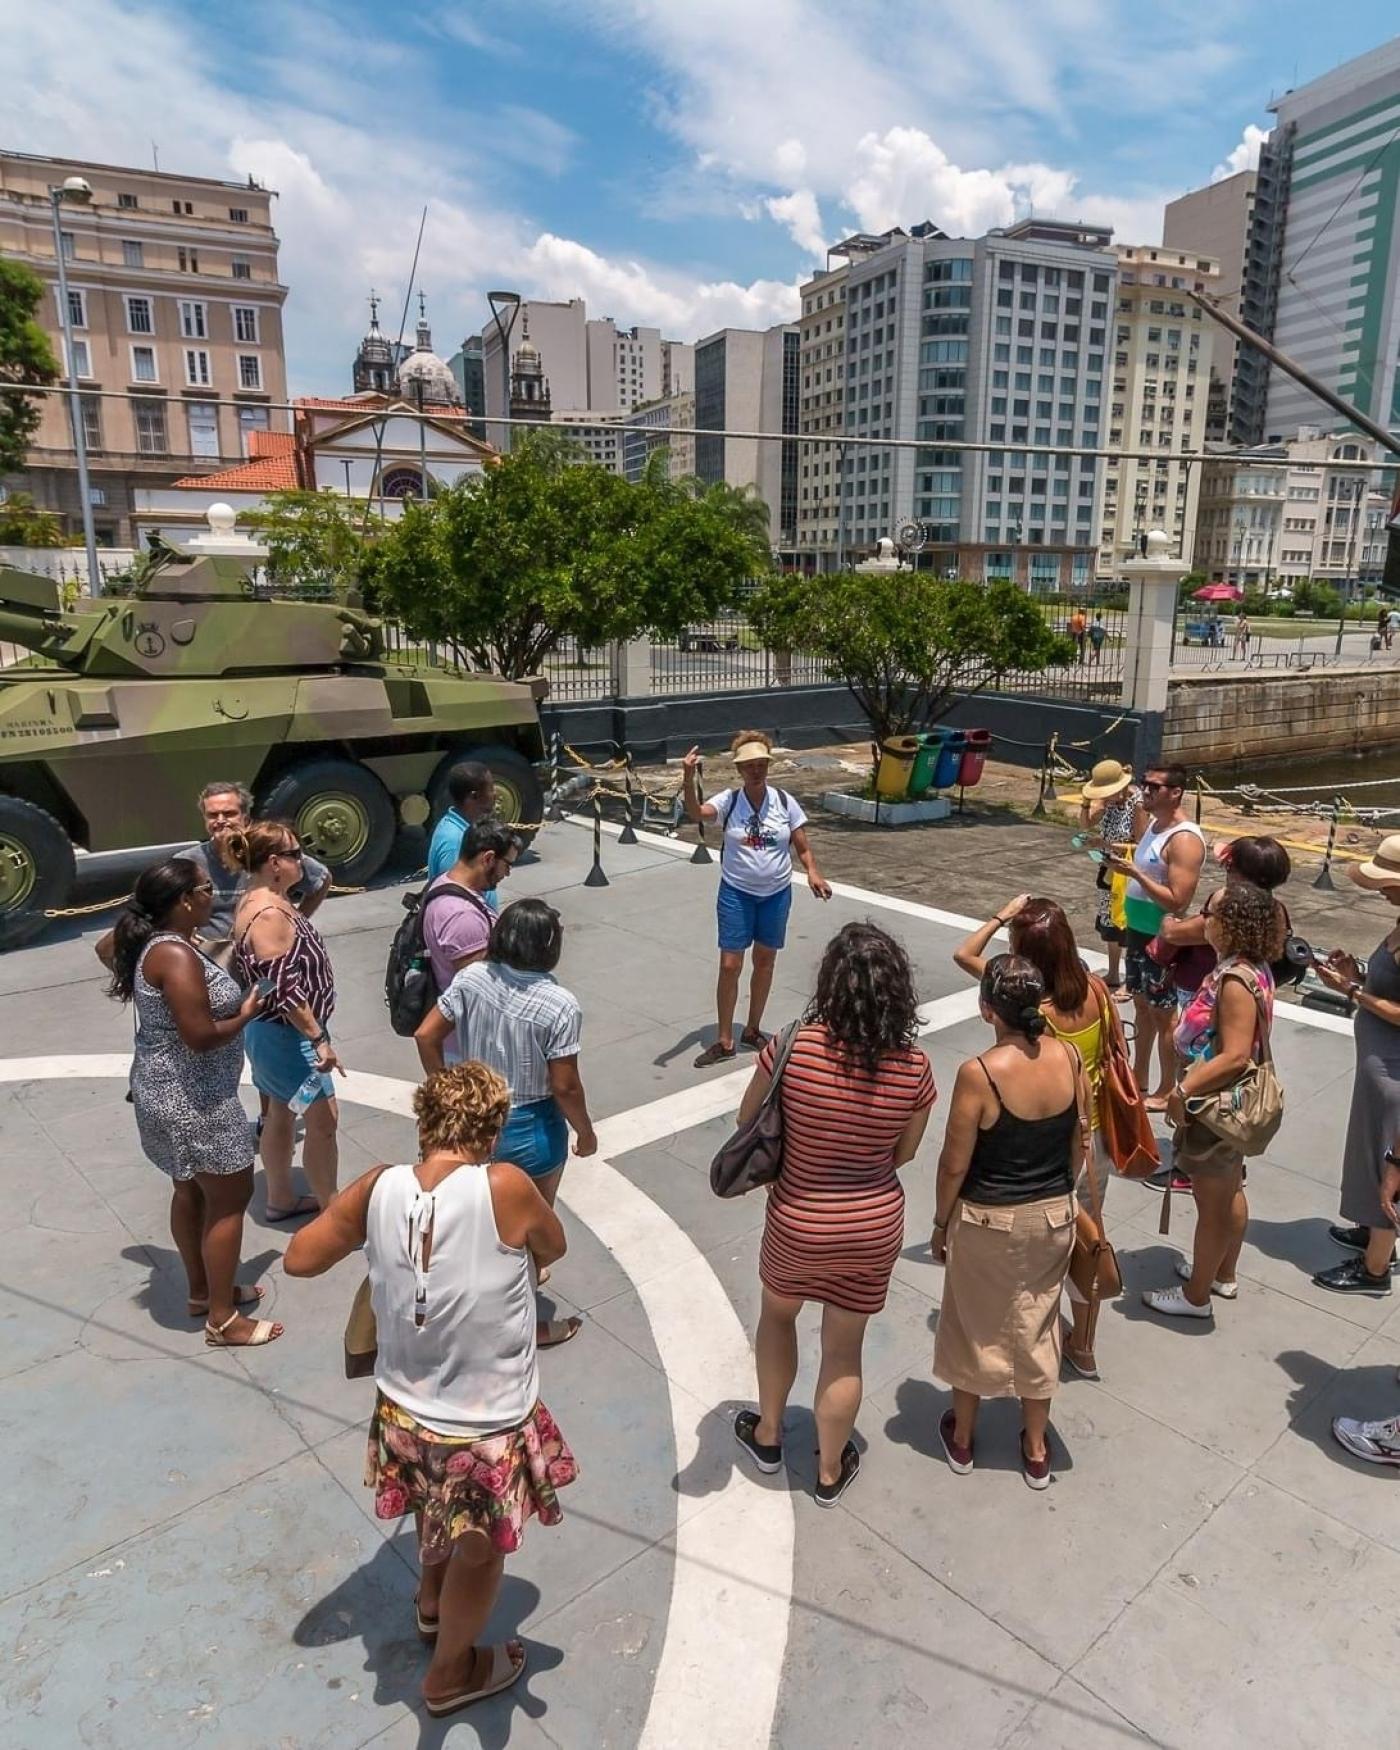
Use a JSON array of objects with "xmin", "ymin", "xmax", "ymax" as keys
[{"xmin": 957, "ymin": 728, "xmax": 992, "ymax": 789}]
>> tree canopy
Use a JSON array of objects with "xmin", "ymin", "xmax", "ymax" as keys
[
  {"xmin": 244, "ymin": 489, "xmax": 384, "ymax": 600},
  {"xmin": 748, "ymin": 568, "xmax": 1075, "ymax": 741},
  {"xmin": 0, "ymin": 490, "xmax": 66, "ymax": 548},
  {"xmin": 0, "ymin": 260, "xmax": 60, "ymax": 474},
  {"xmin": 368, "ymin": 431, "xmax": 769, "ymax": 677}
]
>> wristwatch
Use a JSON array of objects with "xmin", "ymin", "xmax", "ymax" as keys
[{"xmin": 1384, "ymin": 1150, "xmax": 1400, "ymax": 1169}]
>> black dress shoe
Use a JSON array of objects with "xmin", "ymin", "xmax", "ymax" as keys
[
  {"xmin": 1313, "ymin": 1257, "xmax": 1393, "ymax": 1296},
  {"xmin": 1327, "ymin": 1224, "xmax": 1398, "ymax": 1270}
]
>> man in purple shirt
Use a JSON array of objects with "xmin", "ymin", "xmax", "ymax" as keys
[{"xmin": 423, "ymin": 826, "xmax": 522, "ymax": 1050}]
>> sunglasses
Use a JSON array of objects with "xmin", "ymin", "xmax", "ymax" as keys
[
  {"xmin": 276, "ymin": 846, "xmax": 305, "ymax": 864},
  {"xmin": 1141, "ymin": 779, "xmax": 1176, "ymax": 794},
  {"xmin": 189, "ymin": 881, "xmax": 214, "ymax": 896}
]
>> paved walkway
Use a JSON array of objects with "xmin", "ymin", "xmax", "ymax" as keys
[{"xmin": 1, "ymin": 820, "xmax": 1397, "ymax": 1747}]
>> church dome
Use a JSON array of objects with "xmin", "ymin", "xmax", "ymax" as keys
[{"xmin": 396, "ymin": 296, "xmax": 462, "ymax": 407}]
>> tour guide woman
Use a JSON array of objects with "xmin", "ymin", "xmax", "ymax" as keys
[{"xmin": 683, "ymin": 730, "xmax": 832, "ymax": 1068}]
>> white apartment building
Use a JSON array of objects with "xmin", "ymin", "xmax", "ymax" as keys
[
  {"xmin": 550, "ymin": 408, "xmax": 625, "ymax": 473},
  {"xmin": 1096, "ymin": 244, "xmax": 1219, "ymax": 575},
  {"xmin": 621, "ymin": 390, "xmax": 696, "ymax": 483},
  {"xmin": 482, "ymin": 298, "xmax": 684, "ymax": 420}
]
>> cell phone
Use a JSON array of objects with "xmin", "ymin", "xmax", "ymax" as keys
[
  {"xmin": 255, "ymin": 977, "xmax": 276, "ymax": 1000},
  {"xmin": 1086, "ymin": 848, "xmax": 1107, "ymax": 865}
]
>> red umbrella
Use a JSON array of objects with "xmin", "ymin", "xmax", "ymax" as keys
[{"xmin": 1193, "ymin": 583, "xmax": 1243, "ymax": 602}]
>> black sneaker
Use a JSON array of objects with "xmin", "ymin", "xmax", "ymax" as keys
[
  {"xmin": 733, "ymin": 1410, "xmax": 782, "ymax": 1474},
  {"xmin": 1312, "ymin": 1257, "xmax": 1393, "ymax": 1296},
  {"xmin": 814, "ymin": 1440, "xmax": 860, "ymax": 1507},
  {"xmin": 1328, "ymin": 1225, "xmax": 1398, "ymax": 1270}
]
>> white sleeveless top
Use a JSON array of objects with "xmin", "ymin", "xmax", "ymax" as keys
[
  {"xmin": 366, "ymin": 1163, "xmax": 538, "ymax": 1437},
  {"xmin": 1126, "ymin": 817, "xmax": 1205, "ymax": 931}
]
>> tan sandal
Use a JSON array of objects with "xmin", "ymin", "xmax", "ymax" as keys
[
  {"xmin": 204, "ymin": 1311, "xmax": 283, "ymax": 1347},
  {"xmin": 188, "ymin": 1284, "xmax": 263, "ymax": 1317},
  {"xmin": 425, "ymin": 1642, "xmax": 527, "ymax": 1717},
  {"xmin": 537, "ymin": 1316, "xmax": 582, "ymax": 1349}
]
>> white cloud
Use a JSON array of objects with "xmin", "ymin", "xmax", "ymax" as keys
[
  {"xmin": 1212, "ymin": 123, "xmax": 1268, "ymax": 182},
  {"xmin": 525, "ymin": 235, "xmax": 799, "ymax": 335},
  {"xmin": 764, "ymin": 190, "xmax": 826, "ymax": 259}
]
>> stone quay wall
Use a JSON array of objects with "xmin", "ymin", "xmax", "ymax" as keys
[{"xmin": 1163, "ymin": 665, "xmax": 1400, "ymax": 766}]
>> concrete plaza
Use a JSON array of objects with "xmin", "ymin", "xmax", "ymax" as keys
[{"xmin": 1, "ymin": 818, "xmax": 1397, "ymax": 1748}]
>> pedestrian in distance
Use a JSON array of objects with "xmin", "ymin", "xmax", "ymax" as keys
[
  {"xmin": 1077, "ymin": 759, "xmax": 1143, "ymax": 993},
  {"xmin": 1142, "ymin": 878, "xmax": 1280, "ymax": 1321},
  {"xmin": 953, "ymin": 894, "xmax": 1117, "ymax": 1380},
  {"xmin": 1232, "ymin": 611, "xmax": 1251, "ymax": 662},
  {"xmin": 422, "ymin": 824, "xmax": 522, "ymax": 1061},
  {"xmin": 732, "ymin": 923, "xmax": 935, "ymax": 1505},
  {"xmin": 1103, "ymin": 763, "xmax": 1206, "ymax": 1111},
  {"xmin": 229, "ymin": 822, "xmax": 345, "ymax": 1221},
  {"xmin": 932, "ymin": 955, "xmax": 1089, "ymax": 1490},
  {"xmin": 107, "ymin": 859, "xmax": 280, "ymax": 1348},
  {"xmin": 416, "ymin": 898, "xmax": 596, "ymax": 1348},
  {"xmin": 682, "ymin": 731, "xmax": 832, "ymax": 1068},
  {"xmin": 1068, "ymin": 606, "xmax": 1088, "ymax": 663},
  {"xmin": 284, "ymin": 1062, "xmax": 577, "ymax": 1720},
  {"xmin": 1087, "ymin": 614, "xmax": 1108, "ymax": 666},
  {"xmin": 427, "ymin": 761, "xmax": 499, "ymax": 886},
  {"xmin": 1311, "ymin": 836, "xmax": 1400, "ymax": 1297}
]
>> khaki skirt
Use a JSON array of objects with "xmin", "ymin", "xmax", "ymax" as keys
[{"xmin": 934, "ymin": 1193, "xmax": 1076, "ymax": 1400}]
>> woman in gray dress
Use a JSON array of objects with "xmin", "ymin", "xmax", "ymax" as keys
[
  {"xmin": 109, "ymin": 859, "xmax": 281, "ymax": 1347},
  {"xmin": 1313, "ymin": 836, "xmax": 1400, "ymax": 1295}
]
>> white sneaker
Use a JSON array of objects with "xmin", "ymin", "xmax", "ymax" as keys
[
  {"xmin": 1331, "ymin": 1413, "xmax": 1400, "ymax": 1467},
  {"xmin": 1175, "ymin": 1261, "xmax": 1239, "ymax": 1299},
  {"xmin": 1142, "ymin": 1285, "xmax": 1213, "ymax": 1320}
]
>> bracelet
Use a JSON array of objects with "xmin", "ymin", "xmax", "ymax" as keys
[
  {"xmin": 309, "ymin": 1030, "xmax": 329, "ymax": 1047},
  {"xmin": 992, "ymin": 915, "xmax": 1008, "ymax": 928}
]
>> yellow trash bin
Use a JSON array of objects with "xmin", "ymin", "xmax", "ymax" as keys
[{"xmin": 875, "ymin": 736, "xmax": 919, "ymax": 800}]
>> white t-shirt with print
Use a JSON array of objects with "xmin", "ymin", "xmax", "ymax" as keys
[{"xmin": 717, "ymin": 786, "xmax": 806, "ymax": 897}]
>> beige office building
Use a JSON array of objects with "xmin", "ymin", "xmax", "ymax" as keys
[
  {"xmin": 1162, "ymin": 172, "xmax": 1256, "ymax": 442},
  {"xmin": 0, "ymin": 149, "xmax": 288, "ymax": 545},
  {"xmin": 1097, "ymin": 244, "xmax": 1219, "ymax": 575}
]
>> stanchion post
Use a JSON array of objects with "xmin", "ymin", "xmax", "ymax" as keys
[
  {"xmin": 546, "ymin": 731, "xmax": 565, "ymax": 823},
  {"xmin": 618, "ymin": 753, "xmax": 639, "ymax": 845},
  {"xmin": 1313, "ymin": 796, "xmax": 1340, "ymax": 891},
  {"xmin": 1194, "ymin": 773, "xmax": 1204, "ymax": 825},
  {"xmin": 690, "ymin": 763, "xmax": 714, "ymax": 865},
  {"xmin": 1043, "ymin": 731, "xmax": 1060, "ymax": 803},
  {"xmin": 584, "ymin": 790, "xmax": 610, "ymax": 887},
  {"xmin": 1031, "ymin": 740, "xmax": 1049, "ymax": 817}
]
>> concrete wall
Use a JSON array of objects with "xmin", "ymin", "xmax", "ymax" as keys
[{"xmin": 1163, "ymin": 665, "xmax": 1400, "ymax": 766}]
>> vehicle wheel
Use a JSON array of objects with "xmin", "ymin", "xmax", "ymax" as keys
[
  {"xmin": 259, "ymin": 759, "xmax": 397, "ymax": 887},
  {"xmin": 0, "ymin": 796, "xmax": 76, "ymax": 951},
  {"xmin": 428, "ymin": 744, "xmax": 545, "ymax": 838}
]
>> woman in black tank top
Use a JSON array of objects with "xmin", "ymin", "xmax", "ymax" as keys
[{"xmin": 931, "ymin": 956, "xmax": 1088, "ymax": 1490}]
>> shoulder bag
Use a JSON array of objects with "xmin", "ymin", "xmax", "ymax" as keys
[
  {"xmin": 1183, "ymin": 968, "xmax": 1283, "ymax": 1157},
  {"xmin": 343, "ymin": 1275, "xmax": 377, "ymax": 1379},
  {"xmin": 709, "ymin": 1021, "xmax": 802, "ymax": 1199},
  {"xmin": 1089, "ymin": 975, "xmax": 1161, "ymax": 1178},
  {"xmin": 1066, "ymin": 1041, "xmax": 1122, "ymax": 1329}
]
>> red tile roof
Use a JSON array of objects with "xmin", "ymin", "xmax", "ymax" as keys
[{"xmin": 171, "ymin": 445, "xmax": 302, "ymax": 490}]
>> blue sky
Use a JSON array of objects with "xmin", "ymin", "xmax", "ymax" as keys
[{"xmin": 8, "ymin": 2, "xmax": 1398, "ymax": 393}]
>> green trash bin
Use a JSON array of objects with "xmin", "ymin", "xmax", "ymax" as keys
[{"xmin": 909, "ymin": 729, "xmax": 948, "ymax": 797}]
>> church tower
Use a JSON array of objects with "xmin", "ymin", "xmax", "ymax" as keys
[
  {"xmin": 509, "ymin": 316, "xmax": 552, "ymax": 430},
  {"xmin": 352, "ymin": 292, "xmax": 394, "ymax": 394}
]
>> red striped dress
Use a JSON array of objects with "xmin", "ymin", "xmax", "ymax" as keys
[{"xmin": 758, "ymin": 1024, "xmax": 936, "ymax": 1314}]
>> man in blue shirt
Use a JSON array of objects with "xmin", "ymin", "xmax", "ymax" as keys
[{"xmin": 427, "ymin": 761, "xmax": 499, "ymax": 901}]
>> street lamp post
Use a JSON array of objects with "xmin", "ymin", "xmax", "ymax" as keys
[
  {"xmin": 48, "ymin": 176, "xmax": 100, "ymax": 596},
  {"xmin": 486, "ymin": 290, "xmax": 521, "ymax": 452}
]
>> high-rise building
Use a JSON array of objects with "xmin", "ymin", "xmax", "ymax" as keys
[
  {"xmin": 481, "ymin": 298, "xmax": 683, "ymax": 421},
  {"xmin": 621, "ymin": 390, "xmax": 696, "ymax": 483},
  {"xmin": 661, "ymin": 340, "xmax": 694, "ymax": 398},
  {"xmin": 0, "ymin": 148, "xmax": 288, "ymax": 545},
  {"xmin": 693, "ymin": 322, "xmax": 800, "ymax": 555},
  {"xmin": 829, "ymin": 217, "xmax": 1117, "ymax": 587},
  {"xmin": 446, "ymin": 332, "xmax": 486, "ymax": 438},
  {"xmin": 1096, "ymin": 244, "xmax": 1220, "ymax": 574},
  {"xmin": 1163, "ymin": 172, "xmax": 1256, "ymax": 442}
]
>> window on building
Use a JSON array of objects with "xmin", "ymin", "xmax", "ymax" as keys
[
  {"xmin": 229, "ymin": 207, "xmax": 248, "ymax": 223},
  {"xmin": 118, "ymin": 191, "xmax": 138, "ymax": 209},
  {"xmin": 58, "ymin": 230, "xmax": 76, "ymax": 261},
  {"xmin": 125, "ymin": 295, "xmax": 153, "ymax": 334},
  {"xmin": 133, "ymin": 397, "xmax": 168, "ymax": 454},
  {"xmin": 177, "ymin": 247, "xmax": 199, "ymax": 273},
  {"xmin": 184, "ymin": 348, "xmax": 213, "ymax": 387},
  {"xmin": 187, "ymin": 401, "xmax": 220, "ymax": 458},
  {"xmin": 80, "ymin": 395, "xmax": 102, "ymax": 451},
  {"xmin": 179, "ymin": 301, "xmax": 207, "ymax": 339},
  {"xmin": 121, "ymin": 238, "xmax": 144, "ymax": 268},
  {"xmin": 237, "ymin": 354, "xmax": 263, "ymax": 390},
  {"xmin": 66, "ymin": 337, "xmax": 91, "ymax": 377},
  {"xmin": 130, "ymin": 345, "xmax": 158, "ymax": 382}
]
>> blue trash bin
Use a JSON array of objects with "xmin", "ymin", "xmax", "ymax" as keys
[{"xmin": 931, "ymin": 729, "xmax": 967, "ymax": 790}]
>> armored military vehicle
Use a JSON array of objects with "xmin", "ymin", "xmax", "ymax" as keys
[{"xmin": 0, "ymin": 524, "xmax": 546, "ymax": 947}]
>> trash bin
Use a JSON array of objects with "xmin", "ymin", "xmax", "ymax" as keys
[
  {"xmin": 957, "ymin": 728, "xmax": 992, "ymax": 790},
  {"xmin": 875, "ymin": 735, "xmax": 918, "ymax": 800},
  {"xmin": 908, "ymin": 729, "xmax": 948, "ymax": 797},
  {"xmin": 931, "ymin": 728, "xmax": 968, "ymax": 790}
]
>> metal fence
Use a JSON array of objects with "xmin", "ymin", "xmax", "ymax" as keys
[
  {"xmin": 1167, "ymin": 604, "xmax": 1399, "ymax": 674},
  {"xmin": 542, "ymin": 636, "xmax": 614, "ymax": 700},
  {"xmin": 650, "ymin": 614, "xmax": 831, "ymax": 697},
  {"xmin": 994, "ymin": 595, "xmax": 1128, "ymax": 702}
]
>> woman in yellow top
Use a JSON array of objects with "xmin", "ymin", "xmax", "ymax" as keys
[{"xmin": 954, "ymin": 895, "xmax": 1110, "ymax": 1378}]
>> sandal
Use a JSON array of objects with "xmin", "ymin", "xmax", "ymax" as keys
[
  {"xmin": 264, "ymin": 1194, "xmax": 320, "ymax": 1223},
  {"xmin": 414, "ymin": 1593, "xmax": 439, "ymax": 1641},
  {"xmin": 537, "ymin": 1317, "xmax": 583, "ymax": 1349},
  {"xmin": 693, "ymin": 1040, "xmax": 737, "ymax": 1068},
  {"xmin": 740, "ymin": 1027, "xmax": 768, "ymax": 1050},
  {"xmin": 204, "ymin": 1311, "xmax": 283, "ymax": 1348},
  {"xmin": 424, "ymin": 1642, "xmax": 527, "ymax": 1717},
  {"xmin": 187, "ymin": 1284, "xmax": 264, "ymax": 1318}
]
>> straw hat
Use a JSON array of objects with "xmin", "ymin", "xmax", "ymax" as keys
[
  {"xmin": 1353, "ymin": 835, "xmax": 1400, "ymax": 889},
  {"xmin": 1081, "ymin": 759, "xmax": 1133, "ymax": 801},
  {"xmin": 732, "ymin": 740, "xmax": 772, "ymax": 765}
]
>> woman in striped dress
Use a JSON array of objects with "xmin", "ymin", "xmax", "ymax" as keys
[{"xmin": 732, "ymin": 924, "xmax": 935, "ymax": 1505}]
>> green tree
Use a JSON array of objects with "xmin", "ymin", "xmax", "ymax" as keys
[
  {"xmin": 368, "ymin": 431, "xmax": 765, "ymax": 676},
  {"xmin": 748, "ymin": 569, "xmax": 1074, "ymax": 742},
  {"xmin": 0, "ymin": 260, "xmax": 60, "ymax": 474},
  {"xmin": 244, "ymin": 489, "xmax": 383, "ymax": 600},
  {"xmin": 0, "ymin": 490, "xmax": 65, "ymax": 547},
  {"xmin": 676, "ymin": 476, "xmax": 772, "ymax": 559}
]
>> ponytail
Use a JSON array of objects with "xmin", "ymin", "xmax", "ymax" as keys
[
  {"xmin": 219, "ymin": 819, "xmax": 291, "ymax": 874},
  {"xmin": 1019, "ymin": 1003, "xmax": 1048, "ymax": 1040},
  {"xmin": 108, "ymin": 858, "xmax": 201, "ymax": 1002}
]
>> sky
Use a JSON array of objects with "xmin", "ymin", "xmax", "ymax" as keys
[{"xmin": 6, "ymin": 1, "xmax": 1398, "ymax": 395}]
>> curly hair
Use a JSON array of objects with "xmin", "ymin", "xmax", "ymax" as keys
[
  {"xmin": 805, "ymin": 922, "xmax": 921, "ymax": 1069},
  {"xmin": 730, "ymin": 729, "xmax": 773, "ymax": 757},
  {"xmin": 981, "ymin": 953, "xmax": 1049, "ymax": 1039},
  {"xmin": 1210, "ymin": 876, "xmax": 1283, "ymax": 964},
  {"xmin": 221, "ymin": 819, "xmax": 298, "ymax": 873},
  {"xmin": 414, "ymin": 1061, "xmax": 511, "ymax": 1157}
]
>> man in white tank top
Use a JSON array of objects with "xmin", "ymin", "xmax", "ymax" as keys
[{"xmin": 1104, "ymin": 763, "xmax": 1205, "ymax": 1108}]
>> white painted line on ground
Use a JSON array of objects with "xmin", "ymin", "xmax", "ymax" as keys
[
  {"xmin": 575, "ymin": 815, "xmax": 1353, "ymax": 1036},
  {"xmin": 0, "ymin": 1052, "xmax": 794, "ymax": 1750}
]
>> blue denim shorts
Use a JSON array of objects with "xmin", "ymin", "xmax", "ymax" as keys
[
  {"xmin": 716, "ymin": 879, "xmax": 792, "ymax": 953},
  {"xmin": 498, "ymin": 1096, "xmax": 568, "ymax": 1179},
  {"xmin": 245, "ymin": 1019, "xmax": 334, "ymax": 1108}
]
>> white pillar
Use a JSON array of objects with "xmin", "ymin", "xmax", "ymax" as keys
[
  {"xmin": 1121, "ymin": 529, "xmax": 1189, "ymax": 713},
  {"xmin": 611, "ymin": 637, "xmax": 652, "ymax": 698}
]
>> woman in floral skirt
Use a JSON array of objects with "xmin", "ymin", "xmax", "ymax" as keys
[{"xmin": 286, "ymin": 1062, "xmax": 576, "ymax": 1719}]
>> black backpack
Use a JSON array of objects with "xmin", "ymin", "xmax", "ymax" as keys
[{"xmin": 384, "ymin": 882, "xmax": 485, "ymax": 1036}]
